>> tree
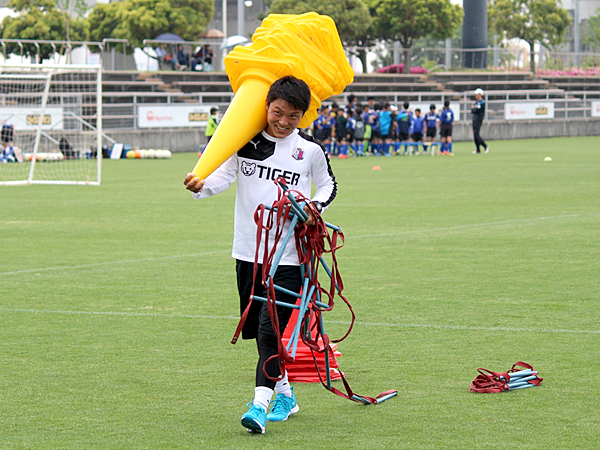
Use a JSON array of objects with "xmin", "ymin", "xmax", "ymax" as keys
[
  {"xmin": 368, "ymin": 0, "xmax": 462, "ymax": 70},
  {"xmin": 489, "ymin": 0, "xmax": 571, "ymax": 73},
  {"xmin": 267, "ymin": 0, "xmax": 373, "ymax": 72},
  {"xmin": 1, "ymin": 0, "xmax": 87, "ymax": 60},
  {"xmin": 87, "ymin": 2, "xmax": 130, "ymax": 44},
  {"xmin": 87, "ymin": 0, "xmax": 214, "ymax": 49},
  {"xmin": 583, "ymin": 8, "xmax": 600, "ymax": 52}
]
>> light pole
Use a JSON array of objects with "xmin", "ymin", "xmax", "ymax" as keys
[
  {"xmin": 222, "ymin": 0, "xmax": 228, "ymax": 37},
  {"xmin": 574, "ymin": 0, "xmax": 580, "ymax": 66},
  {"xmin": 237, "ymin": 0, "xmax": 244, "ymax": 37},
  {"xmin": 237, "ymin": 0, "xmax": 253, "ymax": 38},
  {"xmin": 462, "ymin": 0, "xmax": 488, "ymax": 68}
]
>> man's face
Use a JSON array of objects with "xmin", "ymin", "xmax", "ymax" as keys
[
  {"xmin": 475, "ymin": 94, "xmax": 482, "ymax": 101},
  {"xmin": 265, "ymin": 98, "xmax": 303, "ymax": 139}
]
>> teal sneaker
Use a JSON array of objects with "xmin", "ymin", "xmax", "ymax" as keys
[
  {"xmin": 241, "ymin": 403, "xmax": 267, "ymax": 434},
  {"xmin": 267, "ymin": 388, "xmax": 299, "ymax": 422}
]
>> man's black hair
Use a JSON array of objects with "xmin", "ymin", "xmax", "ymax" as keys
[
  {"xmin": 430, "ymin": 103, "xmax": 436, "ymax": 110},
  {"xmin": 210, "ymin": 107, "xmax": 218, "ymax": 114},
  {"xmin": 267, "ymin": 76, "xmax": 311, "ymax": 113},
  {"xmin": 444, "ymin": 99, "xmax": 450, "ymax": 107},
  {"xmin": 403, "ymin": 101, "xmax": 409, "ymax": 109}
]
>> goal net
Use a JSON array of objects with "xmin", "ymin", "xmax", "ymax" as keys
[{"xmin": 0, "ymin": 64, "xmax": 102, "ymax": 186}]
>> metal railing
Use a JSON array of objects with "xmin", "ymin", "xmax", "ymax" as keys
[
  {"xmin": 97, "ymin": 89, "xmax": 600, "ymax": 130},
  {"xmin": 3, "ymin": 38, "xmax": 600, "ymax": 73},
  {"xmin": 0, "ymin": 38, "xmax": 133, "ymax": 67},
  {"xmin": 418, "ymin": 47, "xmax": 600, "ymax": 72},
  {"xmin": 2, "ymin": 38, "xmax": 599, "ymax": 128},
  {"xmin": 0, "ymin": 37, "xmax": 224, "ymax": 71}
]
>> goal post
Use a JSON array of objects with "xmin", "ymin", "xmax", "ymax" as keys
[{"xmin": 0, "ymin": 64, "xmax": 103, "ymax": 186}]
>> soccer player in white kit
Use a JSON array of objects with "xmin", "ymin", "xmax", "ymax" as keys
[{"xmin": 184, "ymin": 76, "xmax": 337, "ymax": 434}]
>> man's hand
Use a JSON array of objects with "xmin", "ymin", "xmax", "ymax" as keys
[
  {"xmin": 303, "ymin": 204, "xmax": 316, "ymax": 226},
  {"xmin": 184, "ymin": 173, "xmax": 205, "ymax": 193}
]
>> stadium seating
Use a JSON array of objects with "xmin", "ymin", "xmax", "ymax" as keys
[
  {"xmin": 539, "ymin": 76, "xmax": 600, "ymax": 95},
  {"xmin": 428, "ymin": 71, "xmax": 535, "ymax": 83},
  {"xmin": 105, "ymin": 70, "xmax": 570, "ymax": 101},
  {"xmin": 428, "ymin": 71, "xmax": 558, "ymax": 95},
  {"xmin": 343, "ymin": 74, "xmax": 443, "ymax": 94},
  {"xmin": 102, "ymin": 71, "xmax": 173, "ymax": 93},
  {"xmin": 443, "ymin": 79, "xmax": 551, "ymax": 92},
  {"xmin": 90, "ymin": 69, "xmax": 595, "ymax": 129}
]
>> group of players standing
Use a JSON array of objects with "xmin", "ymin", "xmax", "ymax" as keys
[
  {"xmin": 310, "ymin": 89, "xmax": 489, "ymax": 158},
  {"xmin": 311, "ymin": 95, "xmax": 455, "ymax": 157}
]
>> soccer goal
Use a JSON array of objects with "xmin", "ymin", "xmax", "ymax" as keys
[{"xmin": 0, "ymin": 64, "xmax": 103, "ymax": 186}]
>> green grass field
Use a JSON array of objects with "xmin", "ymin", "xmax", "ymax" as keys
[{"xmin": 1, "ymin": 136, "xmax": 599, "ymax": 449}]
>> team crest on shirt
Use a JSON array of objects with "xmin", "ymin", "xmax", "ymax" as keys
[
  {"xmin": 241, "ymin": 160, "xmax": 256, "ymax": 176},
  {"xmin": 292, "ymin": 147, "xmax": 304, "ymax": 161}
]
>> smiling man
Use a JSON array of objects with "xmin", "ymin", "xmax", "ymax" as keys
[{"xmin": 183, "ymin": 75, "xmax": 337, "ymax": 434}]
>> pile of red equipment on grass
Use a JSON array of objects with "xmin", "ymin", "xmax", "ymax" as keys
[{"xmin": 281, "ymin": 300, "xmax": 343, "ymax": 383}]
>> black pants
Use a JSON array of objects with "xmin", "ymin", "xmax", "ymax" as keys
[
  {"xmin": 473, "ymin": 123, "xmax": 487, "ymax": 152},
  {"xmin": 236, "ymin": 260, "xmax": 301, "ymax": 388}
]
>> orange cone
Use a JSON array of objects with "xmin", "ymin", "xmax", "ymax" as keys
[{"xmin": 282, "ymin": 299, "xmax": 343, "ymax": 383}]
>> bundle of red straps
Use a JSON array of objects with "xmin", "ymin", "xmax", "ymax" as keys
[
  {"xmin": 232, "ymin": 178, "xmax": 396, "ymax": 405},
  {"xmin": 469, "ymin": 361, "xmax": 543, "ymax": 393}
]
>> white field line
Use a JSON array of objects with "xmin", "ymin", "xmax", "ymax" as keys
[
  {"xmin": 0, "ymin": 214, "xmax": 589, "ymax": 277},
  {"xmin": 0, "ymin": 307, "xmax": 239, "ymax": 321},
  {"xmin": 0, "ymin": 249, "xmax": 230, "ymax": 276},
  {"xmin": 0, "ymin": 307, "xmax": 598, "ymax": 335},
  {"xmin": 345, "ymin": 213, "xmax": 583, "ymax": 240}
]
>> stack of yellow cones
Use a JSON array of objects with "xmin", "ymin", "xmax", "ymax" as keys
[{"xmin": 190, "ymin": 12, "xmax": 354, "ymax": 180}]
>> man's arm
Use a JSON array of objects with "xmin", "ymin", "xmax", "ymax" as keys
[
  {"xmin": 310, "ymin": 146, "xmax": 337, "ymax": 209},
  {"xmin": 183, "ymin": 154, "xmax": 238, "ymax": 198}
]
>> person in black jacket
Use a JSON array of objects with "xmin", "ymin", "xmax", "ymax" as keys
[{"xmin": 471, "ymin": 88, "xmax": 489, "ymax": 154}]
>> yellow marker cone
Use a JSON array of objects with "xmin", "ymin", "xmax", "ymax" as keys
[
  {"xmin": 191, "ymin": 69, "xmax": 277, "ymax": 180},
  {"xmin": 190, "ymin": 13, "xmax": 354, "ymax": 181}
]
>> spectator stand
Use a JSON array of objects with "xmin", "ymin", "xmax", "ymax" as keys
[
  {"xmin": 540, "ymin": 76, "xmax": 600, "ymax": 104},
  {"xmin": 142, "ymin": 37, "xmax": 223, "ymax": 72}
]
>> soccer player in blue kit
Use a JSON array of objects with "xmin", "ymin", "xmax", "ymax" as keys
[
  {"xmin": 184, "ymin": 76, "xmax": 337, "ymax": 434},
  {"xmin": 439, "ymin": 100, "xmax": 454, "ymax": 156},
  {"xmin": 411, "ymin": 108, "xmax": 426, "ymax": 155},
  {"xmin": 423, "ymin": 104, "xmax": 439, "ymax": 155}
]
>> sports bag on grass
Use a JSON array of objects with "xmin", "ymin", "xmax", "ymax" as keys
[{"xmin": 469, "ymin": 361, "xmax": 543, "ymax": 393}]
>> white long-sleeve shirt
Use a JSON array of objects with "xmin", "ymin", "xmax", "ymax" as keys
[{"xmin": 194, "ymin": 129, "xmax": 337, "ymax": 265}]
